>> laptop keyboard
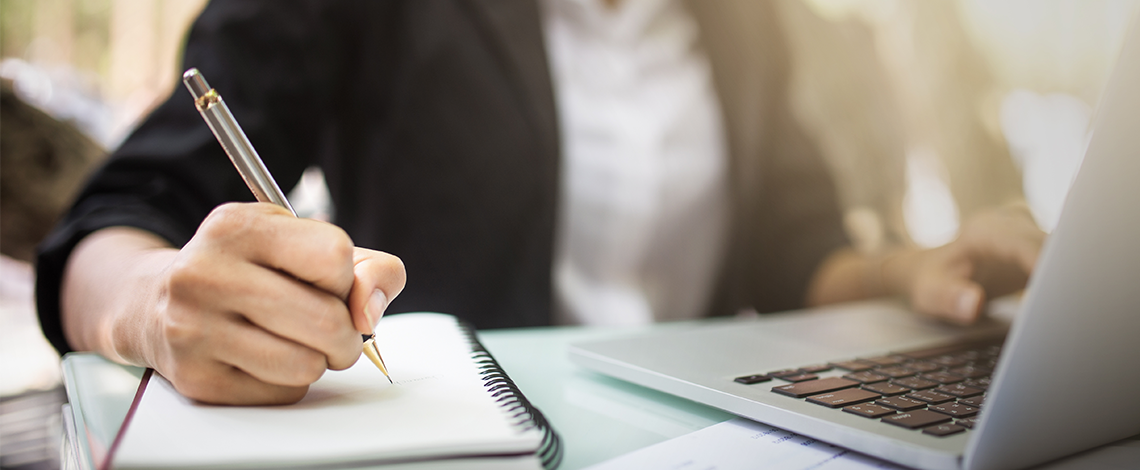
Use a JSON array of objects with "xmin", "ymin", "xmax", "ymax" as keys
[{"xmin": 734, "ymin": 338, "xmax": 1002, "ymax": 438}]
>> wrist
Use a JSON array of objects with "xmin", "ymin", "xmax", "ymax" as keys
[
  {"xmin": 109, "ymin": 247, "xmax": 179, "ymax": 368},
  {"xmin": 62, "ymin": 228, "xmax": 177, "ymax": 368}
]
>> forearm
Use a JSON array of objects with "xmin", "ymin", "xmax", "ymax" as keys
[{"xmin": 60, "ymin": 227, "xmax": 178, "ymax": 367}]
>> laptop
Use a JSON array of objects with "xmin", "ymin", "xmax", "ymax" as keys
[{"xmin": 568, "ymin": 20, "xmax": 1140, "ymax": 470}]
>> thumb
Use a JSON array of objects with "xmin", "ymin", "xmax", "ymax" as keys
[
  {"xmin": 347, "ymin": 248, "xmax": 407, "ymax": 335},
  {"xmin": 913, "ymin": 274, "xmax": 985, "ymax": 326}
]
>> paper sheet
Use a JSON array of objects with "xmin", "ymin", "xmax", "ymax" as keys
[{"xmin": 585, "ymin": 417, "xmax": 904, "ymax": 470}]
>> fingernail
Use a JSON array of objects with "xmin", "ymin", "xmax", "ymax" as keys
[
  {"xmin": 365, "ymin": 289, "xmax": 388, "ymax": 329},
  {"xmin": 957, "ymin": 290, "xmax": 980, "ymax": 322}
]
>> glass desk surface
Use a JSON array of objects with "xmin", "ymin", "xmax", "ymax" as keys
[{"xmin": 478, "ymin": 325, "xmax": 734, "ymax": 470}]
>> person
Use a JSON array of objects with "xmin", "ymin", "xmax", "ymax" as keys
[{"xmin": 35, "ymin": 0, "xmax": 1043, "ymax": 405}]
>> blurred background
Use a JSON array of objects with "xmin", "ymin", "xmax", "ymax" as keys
[{"xmin": 1, "ymin": 1, "xmax": 1137, "ymax": 468}]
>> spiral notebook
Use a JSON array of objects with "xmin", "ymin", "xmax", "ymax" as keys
[{"xmin": 61, "ymin": 313, "xmax": 561, "ymax": 470}]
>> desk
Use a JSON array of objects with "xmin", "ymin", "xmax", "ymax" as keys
[
  {"xmin": 60, "ymin": 323, "xmax": 1138, "ymax": 470},
  {"xmin": 479, "ymin": 325, "xmax": 1140, "ymax": 470},
  {"xmin": 480, "ymin": 325, "xmax": 734, "ymax": 469}
]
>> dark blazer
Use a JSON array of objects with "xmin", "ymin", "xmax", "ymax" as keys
[{"xmin": 36, "ymin": 0, "xmax": 847, "ymax": 354}]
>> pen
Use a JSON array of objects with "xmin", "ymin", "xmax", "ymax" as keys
[{"xmin": 182, "ymin": 67, "xmax": 392, "ymax": 384}]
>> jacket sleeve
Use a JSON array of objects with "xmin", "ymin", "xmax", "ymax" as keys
[{"xmin": 34, "ymin": 0, "xmax": 349, "ymax": 354}]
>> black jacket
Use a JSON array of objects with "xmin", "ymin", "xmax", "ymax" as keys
[{"xmin": 36, "ymin": 0, "xmax": 847, "ymax": 355}]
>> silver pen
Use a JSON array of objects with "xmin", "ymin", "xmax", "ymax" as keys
[{"xmin": 182, "ymin": 68, "xmax": 392, "ymax": 383}]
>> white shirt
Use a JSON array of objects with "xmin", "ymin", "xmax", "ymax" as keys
[{"xmin": 542, "ymin": 0, "xmax": 730, "ymax": 325}]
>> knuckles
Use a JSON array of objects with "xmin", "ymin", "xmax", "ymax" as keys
[
  {"xmin": 320, "ymin": 229, "xmax": 355, "ymax": 267},
  {"xmin": 308, "ymin": 228, "xmax": 356, "ymax": 290},
  {"xmin": 199, "ymin": 203, "xmax": 262, "ymax": 241}
]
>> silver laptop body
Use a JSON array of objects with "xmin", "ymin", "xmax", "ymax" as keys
[{"xmin": 569, "ymin": 20, "xmax": 1140, "ymax": 470}]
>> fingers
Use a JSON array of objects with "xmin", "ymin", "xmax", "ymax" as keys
[
  {"xmin": 159, "ymin": 311, "xmax": 317, "ymax": 404},
  {"xmin": 905, "ymin": 245, "xmax": 989, "ymax": 325},
  {"xmin": 347, "ymin": 248, "xmax": 407, "ymax": 335},
  {"xmin": 229, "ymin": 271, "xmax": 362, "ymax": 370},
  {"xmin": 913, "ymin": 273, "xmax": 986, "ymax": 326},
  {"xmin": 216, "ymin": 317, "xmax": 333, "ymax": 387},
  {"xmin": 168, "ymin": 240, "xmax": 362, "ymax": 370},
  {"xmin": 197, "ymin": 203, "xmax": 357, "ymax": 299}
]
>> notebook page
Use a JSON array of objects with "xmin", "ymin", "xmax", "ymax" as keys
[{"xmin": 115, "ymin": 313, "xmax": 542, "ymax": 469}]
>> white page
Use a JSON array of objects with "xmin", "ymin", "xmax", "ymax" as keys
[
  {"xmin": 116, "ymin": 313, "xmax": 542, "ymax": 469},
  {"xmin": 586, "ymin": 417, "xmax": 904, "ymax": 470}
]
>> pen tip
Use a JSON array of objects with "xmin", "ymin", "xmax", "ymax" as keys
[{"xmin": 362, "ymin": 337, "xmax": 393, "ymax": 382}]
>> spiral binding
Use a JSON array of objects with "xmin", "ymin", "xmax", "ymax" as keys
[{"xmin": 457, "ymin": 320, "xmax": 564, "ymax": 470}]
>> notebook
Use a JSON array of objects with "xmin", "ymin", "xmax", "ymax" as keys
[
  {"xmin": 569, "ymin": 18, "xmax": 1140, "ymax": 470},
  {"xmin": 62, "ymin": 313, "xmax": 562, "ymax": 470}
]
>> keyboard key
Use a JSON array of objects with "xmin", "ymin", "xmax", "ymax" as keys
[
  {"xmin": 830, "ymin": 360, "xmax": 875, "ymax": 372},
  {"xmin": 734, "ymin": 374, "xmax": 772, "ymax": 385},
  {"xmin": 874, "ymin": 366, "xmax": 917, "ymax": 378},
  {"xmin": 929, "ymin": 402, "xmax": 979, "ymax": 418},
  {"xmin": 781, "ymin": 373, "xmax": 820, "ymax": 383},
  {"xmin": 772, "ymin": 377, "xmax": 859, "ymax": 398},
  {"xmin": 842, "ymin": 371, "xmax": 889, "ymax": 383},
  {"xmin": 897, "ymin": 338, "xmax": 1003, "ymax": 360},
  {"xmin": 882, "ymin": 410, "xmax": 952, "ymax": 429},
  {"xmin": 906, "ymin": 390, "xmax": 955, "ymax": 404},
  {"xmin": 958, "ymin": 396, "xmax": 985, "ymax": 408},
  {"xmin": 876, "ymin": 396, "xmax": 928, "ymax": 411},
  {"xmin": 800, "ymin": 364, "xmax": 833, "ymax": 373},
  {"xmin": 807, "ymin": 388, "xmax": 881, "ymax": 408},
  {"xmin": 923, "ymin": 423, "xmax": 966, "ymax": 437},
  {"xmin": 862, "ymin": 382, "xmax": 910, "ymax": 396},
  {"xmin": 934, "ymin": 383, "xmax": 984, "ymax": 398},
  {"xmin": 892, "ymin": 377, "xmax": 938, "ymax": 390},
  {"xmin": 843, "ymin": 403, "xmax": 897, "ymax": 419},
  {"xmin": 768, "ymin": 369, "xmax": 804, "ymax": 378},
  {"xmin": 956, "ymin": 417, "xmax": 980, "ymax": 429},
  {"xmin": 919, "ymin": 372, "xmax": 965, "ymax": 384}
]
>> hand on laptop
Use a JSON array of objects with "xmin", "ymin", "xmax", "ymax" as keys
[
  {"xmin": 808, "ymin": 205, "xmax": 1044, "ymax": 325},
  {"xmin": 60, "ymin": 203, "xmax": 406, "ymax": 405},
  {"xmin": 907, "ymin": 205, "xmax": 1044, "ymax": 324}
]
